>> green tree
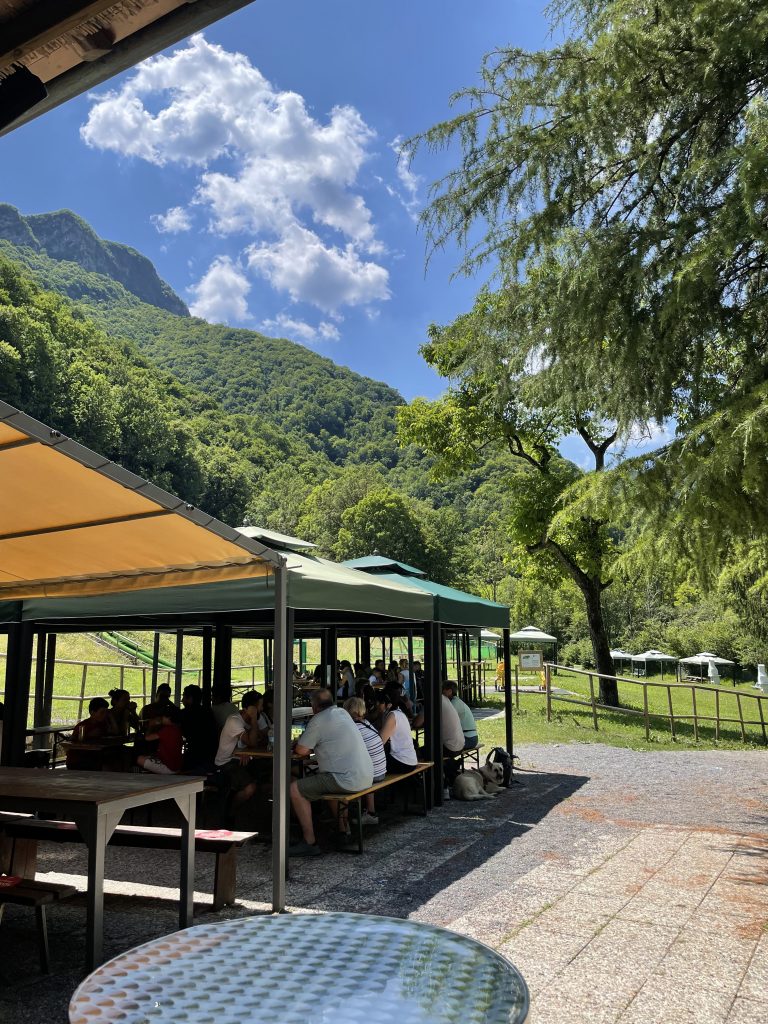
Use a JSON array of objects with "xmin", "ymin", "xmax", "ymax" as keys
[{"xmin": 404, "ymin": 0, "xmax": 768, "ymax": 700}]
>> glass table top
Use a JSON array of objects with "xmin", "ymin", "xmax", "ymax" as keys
[{"xmin": 69, "ymin": 911, "xmax": 529, "ymax": 1024}]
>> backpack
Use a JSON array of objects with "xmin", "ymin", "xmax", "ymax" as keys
[{"xmin": 486, "ymin": 746, "xmax": 514, "ymax": 787}]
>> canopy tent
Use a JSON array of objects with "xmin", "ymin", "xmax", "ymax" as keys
[
  {"xmin": 0, "ymin": 0, "xmax": 257, "ymax": 135},
  {"xmin": 679, "ymin": 652, "xmax": 737, "ymax": 683},
  {"xmin": 610, "ymin": 649, "xmax": 634, "ymax": 670},
  {"xmin": 237, "ymin": 525, "xmax": 317, "ymax": 553},
  {"xmin": 509, "ymin": 625, "xmax": 557, "ymax": 644},
  {"xmin": 344, "ymin": 572, "xmax": 508, "ymax": 630},
  {"xmin": 0, "ymin": 402, "xmax": 283, "ymax": 602},
  {"xmin": 631, "ymin": 649, "xmax": 678, "ymax": 678}
]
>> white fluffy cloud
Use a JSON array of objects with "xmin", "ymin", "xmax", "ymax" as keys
[
  {"xmin": 260, "ymin": 313, "xmax": 341, "ymax": 344},
  {"xmin": 151, "ymin": 206, "xmax": 192, "ymax": 233},
  {"xmin": 388, "ymin": 136, "xmax": 422, "ymax": 221},
  {"xmin": 81, "ymin": 35, "xmax": 390, "ymax": 324},
  {"xmin": 188, "ymin": 256, "xmax": 251, "ymax": 323},
  {"xmin": 246, "ymin": 224, "xmax": 389, "ymax": 313}
]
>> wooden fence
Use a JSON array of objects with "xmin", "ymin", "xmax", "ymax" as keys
[
  {"xmin": 542, "ymin": 663, "xmax": 768, "ymax": 744},
  {"xmin": 0, "ymin": 653, "xmax": 266, "ymax": 723}
]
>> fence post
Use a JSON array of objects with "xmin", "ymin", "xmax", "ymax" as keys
[
  {"xmin": 735, "ymin": 693, "xmax": 746, "ymax": 742},
  {"xmin": 667, "ymin": 685, "xmax": 676, "ymax": 741},
  {"xmin": 691, "ymin": 686, "xmax": 699, "ymax": 742},
  {"xmin": 757, "ymin": 696, "xmax": 767, "ymax": 744},
  {"xmin": 514, "ymin": 665, "xmax": 519, "ymax": 709},
  {"xmin": 545, "ymin": 663, "xmax": 552, "ymax": 721},
  {"xmin": 643, "ymin": 683, "xmax": 650, "ymax": 741},
  {"xmin": 588, "ymin": 674, "xmax": 598, "ymax": 730},
  {"xmin": 78, "ymin": 664, "xmax": 88, "ymax": 721},
  {"xmin": 715, "ymin": 689, "xmax": 720, "ymax": 741}
]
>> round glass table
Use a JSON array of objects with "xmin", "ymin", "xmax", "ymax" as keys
[{"xmin": 69, "ymin": 912, "xmax": 529, "ymax": 1024}]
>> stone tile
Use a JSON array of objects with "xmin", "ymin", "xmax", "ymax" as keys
[
  {"xmin": 618, "ymin": 977, "xmax": 734, "ymax": 1024},
  {"xmin": 530, "ymin": 986, "xmax": 627, "ymax": 1024},
  {"xmin": 726, "ymin": 997, "xmax": 768, "ymax": 1024},
  {"xmin": 738, "ymin": 933, "xmax": 768, "ymax": 1002},
  {"xmin": 570, "ymin": 919, "xmax": 679, "ymax": 977}
]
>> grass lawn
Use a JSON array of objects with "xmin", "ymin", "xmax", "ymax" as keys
[{"xmin": 477, "ymin": 668, "xmax": 768, "ymax": 752}]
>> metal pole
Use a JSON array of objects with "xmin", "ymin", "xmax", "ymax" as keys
[
  {"xmin": 271, "ymin": 561, "xmax": 289, "ymax": 913},
  {"xmin": 425, "ymin": 621, "xmax": 444, "ymax": 806},
  {"xmin": 201, "ymin": 627, "xmax": 213, "ymax": 708},
  {"xmin": 328, "ymin": 626, "xmax": 338, "ymax": 697},
  {"xmin": 503, "ymin": 628, "xmax": 513, "ymax": 761},
  {"xmin": 32, "ymin": 630, "xmax": 46, "ymax": 742},
  {"xmin": 174, "ymin": 630, "xmax": 184, "ymax": 706},
  {"xmin": 1, "ymin": 622, "xmax": 34, "ymax": 766},
  {"xmin": 151, "ymin": 631, "xmax": 160, "ymax": 700}
]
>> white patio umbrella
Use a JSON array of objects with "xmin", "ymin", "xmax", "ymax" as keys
[{"xmin": 680, "ymin": 652, "xmax": 735, "ymax": 683}]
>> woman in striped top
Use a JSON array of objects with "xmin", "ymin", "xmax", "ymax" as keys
[{"xmin": 344, "ymin": 697, "xmax": 386, "ymax": 825}]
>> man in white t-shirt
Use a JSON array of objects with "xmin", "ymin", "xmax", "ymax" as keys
[
  {"xmin": 213, "ymin": 690, "xmax": 263, "ymax": 808},
  {"xmin": 289, "ymin": 689, "xmax": 374, "ymax": 857},
  {"xmin": 443, "ymin": 681, "xmax": 479, "ymax": 749}
]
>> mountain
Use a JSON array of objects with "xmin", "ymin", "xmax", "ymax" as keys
[
  {"xmin": 0, "ymin": 204, "xmax": 403, "ymax": 467},
  {"xmin": 0, "ymin": 204, "xmax": 188, "ymax": 316}
]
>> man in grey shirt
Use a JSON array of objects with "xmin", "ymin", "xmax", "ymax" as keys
[{"xmin": 289, "ymin": 689, "xmax": 374, "ymax": 857}]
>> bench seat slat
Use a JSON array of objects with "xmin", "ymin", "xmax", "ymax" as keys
[{"xmin": 319, "ymin": 762, "xmax": 433, "ymax": 802}]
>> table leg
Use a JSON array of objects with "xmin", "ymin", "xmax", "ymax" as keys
[
  {"xmin": 80, "ymin": 814, "xmax": 107, "ymax": 970},
  {"xmin": 176, "ymin": 793, "xmax": 196, "ymax": 928}
]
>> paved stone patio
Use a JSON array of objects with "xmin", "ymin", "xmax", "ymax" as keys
[{"xmin": 1, "ymin": 743, "xmax": 766, "ymax": 1023}]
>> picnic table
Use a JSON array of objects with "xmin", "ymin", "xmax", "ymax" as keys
[
  {"xmin": 0, "ymin": 768, "xmax": 202, "ymax": 969},
  {"xmin": 70, "ymin": 912, "xmax": 530, "ymax": 1023}
]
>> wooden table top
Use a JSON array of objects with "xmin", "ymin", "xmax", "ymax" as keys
[{"xmin": 0, "ymin": 769, "xmax": 203, "ymax": 806}]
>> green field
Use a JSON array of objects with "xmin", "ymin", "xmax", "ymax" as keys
[{"xmin": 477, "ymin": 668, "xmax": 768, "ymax": 752}]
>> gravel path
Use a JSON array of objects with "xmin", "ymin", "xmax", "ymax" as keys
[{"xmin": 1, "ymin": 743, "xmax": 766, "ymax": 1023}]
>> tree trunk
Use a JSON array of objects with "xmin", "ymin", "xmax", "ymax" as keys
[{"xmin": 581, "ymin": 578, "xmax": 619, "ymax": 706}]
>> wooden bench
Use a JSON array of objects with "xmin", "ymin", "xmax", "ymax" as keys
[
  {"xmin": 0, "ymin": 813, "xmax": 256, "ymax": 911},
  {"xmin": 319, "ymin": 762, "xmax": 433, "ymax": 854},
  {"xmin": 444, "ymin": 743, "xmax": 484, "ymax": 771},
  {"xmin": 0, "ymin": 877, "xmax": 76, "ymax": 972}
]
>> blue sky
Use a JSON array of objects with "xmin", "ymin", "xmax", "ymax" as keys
[{"xmin": 0, "ymin": 0, "xmax": 552, "ymax": 402}]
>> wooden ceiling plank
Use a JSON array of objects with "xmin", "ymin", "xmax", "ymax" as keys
[{"xmin": 0, "ymin": 0, "xmax": 122, "ymax": 70}]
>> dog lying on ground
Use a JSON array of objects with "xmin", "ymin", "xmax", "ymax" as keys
[{"xmin": 452, "ymin": 761, "xmax": 506, "ymax": 800}]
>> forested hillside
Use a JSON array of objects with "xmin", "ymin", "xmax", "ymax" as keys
[{"xmin": 2, "ymin": 206, "xmax": 766, "ymax": 671}]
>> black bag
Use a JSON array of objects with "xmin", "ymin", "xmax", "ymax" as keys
[{"xmin": 486, "ymin": 746, "xmax": 514, "ymax": 787}]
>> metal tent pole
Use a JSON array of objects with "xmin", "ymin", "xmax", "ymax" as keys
[
  {"xmin": 174, "ymin": 630, "xmax": 184, "ymax": 705},
  {"xmin": 503, "ymin": 627, "xmax": 514, "ymax": 767},
  {"xmin": 32, "ymin": 630, "xmax": 46, "ymax": 743},
  {"xmin": 271, "ymin": 561, "xmax": 290, "ymax": 913},
  {"xmin": 1, "ymin": 622, "xmax": 34, "ymax": 766},
  {"xmin": 150, "ymin": 632, "xmax": 160, "ymax": 700},
  {"xmin": 201, "ymin": 627, "xmax": 213, "ymax": 708}
]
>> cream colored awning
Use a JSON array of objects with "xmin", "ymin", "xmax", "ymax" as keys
[{"xmin": 0, "ymin": 402, "xmax": 282, "ymax": 599}]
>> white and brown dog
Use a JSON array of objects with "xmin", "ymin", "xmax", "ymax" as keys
[{"xmin": 452, "ymin": 761, "xmax": 506, "ymax": 800}]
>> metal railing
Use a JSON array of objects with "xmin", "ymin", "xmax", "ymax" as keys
[
  {"xmin": 0, "ymin": 652, "xmax": 267, "ymax": 723},
  {"xmin": 542, "ymin": 663, "xmax": 768, "ymax": 744}
]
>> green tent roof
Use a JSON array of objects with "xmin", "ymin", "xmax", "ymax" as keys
[
  {"xmin": 340, "ymin": 555, "xmax": 427, "ymax": 578},
  {"xmin": 369, "ymin": 572, "xmax": 508, "ymax": 629},
  {"xmin": 9, "ymin": 553, "xmax": 435, "ymax": 624}
]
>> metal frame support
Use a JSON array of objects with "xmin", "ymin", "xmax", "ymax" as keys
[
  {"xmin": 271, "ymin": 561, "xmax": 290, "ymax": 913},
  {"xmin": 174, "ymin": 629, "xmax": 184, "ymax": 706},
  {"xmin": 1, "ymin": 621, "xmax": 34, "ymax": 766},
  {"xmin": 150, "ymin": 631, "xmax": 160, "ymax": 700},
  {"xmin": 327, "ymin": 626, "xmax": 337, "ymax": 696},
  {"xmin": 213, "ymin": 624, "xmax": 232, "ymax": 696},
  {"xmin": 360, "ymin": 635, "xmax": 371, "ymax": 668},
  {"xmin": 423, "ymin": 620, "xmax": 444, "ymax": 806},
  {"xmin": 201, "ymin": 627, "xmax": 213, "ymax": 708},
  {"xmin": 32, "ymin": 630, "xmax": 46, "ymax": 734},
  {"xmin": 503, "ymin": 627, "xmax": 514, "ymax": 767}
]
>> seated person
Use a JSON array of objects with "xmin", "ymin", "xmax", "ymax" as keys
[
  {"xmin": 66, "ymin": 697, "xmax": 111, "ymax": 770},
  {"xmin": 179, "ymin": 684, "xmax": 217, "ymax": 772},
  {"xmin": 369, "ymin": 659, "xmax": 386, "ymax": 685},
  {"xmin": 411, "ymin": 660, "xmax": 425, "ymax": 700},
  {"xmin": 398, "ymin": 659, "xmax": 415, "ymax": 701},
  {"xmin": 212, "ymin": 690, "xmax": 264, "ymax": 808},
  {"xmin": 137, "ymin": 713, "xmax": 183, "ymax": 774},
  {"xmin": 107, "ymin": 688, "xmax": 141, "ymax": 736},
  {"xmin": 257, "ymin": 688, "xmax": 274, "ymax": 748},
  {"xmin": 141, "ymin": 683, "xmax": 177, "ymax": 728},
  {"xmin": 443, "ymin": 681, "xmax": 478, "ymax": 749},
  {"xmin": 384, "ymin": 679, "xmax": 413, "ymax": 718},
  {"xmin": 289, "ymin": 689, "xmax": 374, "ymax": 857},
  {"xmin": 441, "ymin": 685, "xmax": 466, "ymax": 790},
  {"xmin": 338, "ymin": 660, "xmax": 356, "ymax": 700},
  {"xmin": 385, "ymin": 660, "xmax": 399, "ymax": 683},
  {"xmin": 344, "ymin": 696, "xmax": 386, "ymax": 824},
  {"xmin": 377, "ymin": 691, "xmax": 418, "ymax": 774},
  {"xmin": 212, "ymin": 681, "xmax": 239, "ymax": 731}
]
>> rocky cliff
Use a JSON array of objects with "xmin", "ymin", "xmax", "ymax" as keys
[{"xmin": 0, "ymin": 204, "xmax": 188, "ymax": 316}]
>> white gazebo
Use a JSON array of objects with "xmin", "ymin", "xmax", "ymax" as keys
[
  {"xmin": 610, "ymin": 649, "xmax": 634, "ymax": 671},
  {"xmin": 509, "ymin": 625, "xmax": 558, "ymax": 666},
  {"xmin": 679, "ymin": 652, "xmax": 736, "ymax": 684},
  {"xmin": 631, "ymin": 649, "xmax": 678, "ymax": 679}
]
